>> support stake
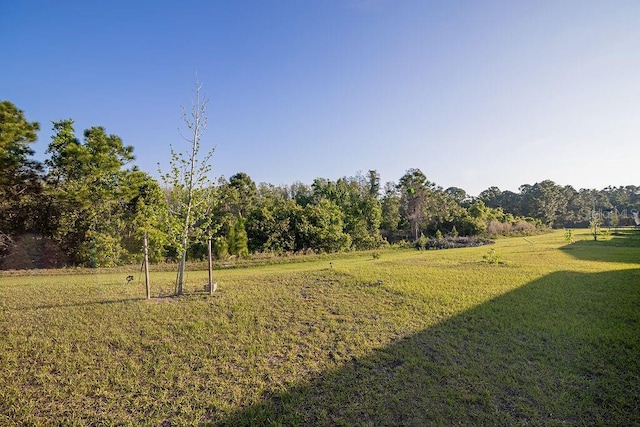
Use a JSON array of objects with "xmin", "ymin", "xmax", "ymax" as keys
[
  {"xmin": 144, "ymin": 232, "xmax": 150, "ymax": 299},
  {"xmin": 207, "ymin": 237, "xmax": 214, "ymax": 295}
]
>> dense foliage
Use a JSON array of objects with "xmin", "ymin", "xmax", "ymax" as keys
[{"xmin": 1, "ymin": 100, "xmax": 638, "ymax": 267}]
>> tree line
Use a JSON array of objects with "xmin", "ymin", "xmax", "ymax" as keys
[{"xmin": 1, "ymin": 100, "xmax": 638, "ymax": 268}]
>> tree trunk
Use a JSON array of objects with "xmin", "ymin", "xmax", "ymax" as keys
[{"xmin": 177, "ymin": 233, "xmax": 188, "ymax": 295}]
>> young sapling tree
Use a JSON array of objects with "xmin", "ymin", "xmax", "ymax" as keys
[{"xmin": 161, "ymin": 77, "xmax": 217, "ymax": 295}]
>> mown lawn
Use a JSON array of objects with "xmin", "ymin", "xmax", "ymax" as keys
[{"xmin": 0, "ymin": 230, "xmax": 638, "ymax": 425}]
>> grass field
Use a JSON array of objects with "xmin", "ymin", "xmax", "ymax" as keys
[{"xmin": 1, "ymin": 229, "xmax": 639, "ymax": 425}]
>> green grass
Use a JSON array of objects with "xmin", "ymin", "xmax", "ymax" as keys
[{"xmin": 1, "ymin": 229, "xmax": 639, "ymax": 425}]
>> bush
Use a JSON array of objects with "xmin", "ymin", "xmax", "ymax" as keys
[
  {"xmin": 512, "ymin": 220, "xmax": 537, "ymax": 235},
  {"xmin": 79, "ymin": 231, "xmax": 127, "ymax": 267},
  {"xmin": 415, "ymin": 233, "xmax": 429, "ymax": 250},
  {"xmin": 213, "ymin": 237, "xmax": 229, "ymax": 260},
  {"xmin": 482, "ymin": 248, "xmax": 500, "ymax": 264},
  {"xmin": 486, "ymin": 220, "xmax": 508, "ymax": 236},
  {"xmin": 484, "ymin": 219, "xmax": 541, "ymax": 237},
  {"xmin": 564, "ymin": 229, "xmax": 574, "ymax": 243},
  {"xmin": 421, "ymin": 236, "xmax": 493, "ymax": 250}
]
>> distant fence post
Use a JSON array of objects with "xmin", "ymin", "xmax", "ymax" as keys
[{"xmin": 144, "ymin": 232, "xmax": 150, "ymax": 299}]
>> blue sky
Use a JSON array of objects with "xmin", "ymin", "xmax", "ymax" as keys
[{"xmin": 2, "ymin": 0, "xmax": 639, "ymax": 196}]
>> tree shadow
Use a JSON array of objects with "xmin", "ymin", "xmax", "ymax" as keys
[
  {"xmin": 561, "ymin": 231, "xmax": 640, "ymax": 263},
  {"xmin": 13, "ymin": 297, "xmax": 149, "ymax": 311},
  {"xmin": 218, "ymin": 269, "xmax": 640, "ymax": 425}
]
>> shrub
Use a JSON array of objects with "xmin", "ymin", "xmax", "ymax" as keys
[
  {"xmin": 564, "ymin": 229, "xmax": 574, "ymax": 244},
  {"xmin": 482, "ymin": 248, "xmax": 500, "ymax": 264},
  {"xmin": 484, "ymin": 219, "xmax": 541, "ymax": 237},
  {"xmin": 421, "ymin": 236, "xmax": 493, "ymax": 250},
  {"xmin": 415, "ymin": 233, "xmax": 429, "ymax": 250},
  {"xmin": 213, "ymin": 237, "xmax": 229, "ymax": 260},
  {"xmin": 486, "ymin": 220, "xmax": 508, "ymax": 236},
  {"xmin": 512, "ymin": 220, "xmax": 537, "ymax": 235}
]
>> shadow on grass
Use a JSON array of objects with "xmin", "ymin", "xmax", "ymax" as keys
[
  {"xmin": 219, "ymin": 269, "xmax": 640, "ymax": 425},
  {"xmin": 21, "ymin": 292, "xmax": 218, "ymax": 310},
  {"xmin": 561, "ymin": 230, "xmax": 640, "ymax": 263},
  {"xmin": 15, "ymin": 297, "xmax": 150, "ymax": 311}
]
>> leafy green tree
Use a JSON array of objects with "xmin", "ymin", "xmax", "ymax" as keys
[
  {"xmin": 311, "ymin": 174, "xmax": 383, "ymax": 249},
  {"xmin": 499, "ymin": 190, "xmax": 523, "ymax": 216},
  {"xmin": 160, "ymin": 78, "xmax": 217, "ymax": 294},
  {"xmin": 556, "ymin": 185, "xmax": 579, "ymax": 227},
  {"xmin": 246, "ymin": 184, "xmax": 297, "ymax": 253},
  {"xmin": 212, "ymin": 236, "xmax": 229, "ymax": 259},
  {"xmin": 428, "ymin": 186, "xmax": 459, "ymax": 236},
  {"xmin": 288, "ymin": 181, "xmax": 313, "ymax": 207},
  {"xmin": 466, "ymin": 200, "xmax": 489, "ymax": 234},
  {"xmin": 301, "ymin": 199, "xmax": 351, "ymax": 252},
  {"xmin": 228, "ymin": 214, "xmax": 249, "ymax": 257},
  {"xmin": 397, "ymin": 168, "xmax": 437, "ymax": 241},
  {"xmin": 608, "ymin": 208, "xmax": 619, "ymax": 231},
  {"xmin": 444, "ymin": 187, "xmax": 469, "ymax": 206},
  {"xmin": 602, "ymin": 186, "xmax": 640, "ymax": 225},
  {"xmin": 0, "ymin": 101, "xmax": 43, "ymax": 237},
  {"xmin": 212, "ymin": 172, "xmax": 257, "ymax": 252},
  {"xmin": 121, "ymin": 171, "xmax": 170, "ymax": 263},
  {"xmin": 380, "ymin": 182, "xmax": 401, "ymax": 242},
  {"xmin": 478, "ymin": 186, "xmax": 503, "ymax": 209},
  {"xmin": 519, "ymin": 180, "xmax": 568, "ymax": 227},
  {"xmin": 589, "ymin": 210, "xmax": 602, "ymax": 240},
  {"xmin": 228, "ymin": 172, "xmax": 258, "ymax": 216},
  {"xmin": 573, "ymin": 188, "xmax": 612, "ymax": 227},
  {"xmin": 0, "ymin": 101, "xmax": 39, "ymax": 176},
  {"xmin": 366, "ymin": 169, "xmax": 380, "ymax": 198},
  {"xmin": 45, "ymin": 120, "xmax": 136, "ymax": 266}
]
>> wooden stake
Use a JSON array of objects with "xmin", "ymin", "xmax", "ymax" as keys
[
  {"xmin": 207, "ymin": 237, "xmax": 213, "ymax": 295},
  {"xmin": 144, "ymin": 232, "xmax": 150, "ymax": 299}
]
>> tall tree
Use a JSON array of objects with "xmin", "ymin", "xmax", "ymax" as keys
[
  {"xmin": 380, "ymin": 181, "xmax": 401, "ymax": 242},
  {"xmin": 478, "ymin": 186, "xmax": 503, "ymax": 209},
  {"xmin": 0, "ymin": 101, "xmax": 39, "ymax": 174},
  {"xmin": 397, "ymin": 168, "xmax": 436, "ymax": 240},
  {"xmin": 520, "ymin": 180, "xmax": 567, "ymax": 227},
  {"xmin": 227, "ymin": 213, "xmax": 249, "ymax": 257},
  {"xmin": 300, "ymin": 199, "xmax": 351, "ymax": 252},
  {"xmin": 228, "ymin": 172, "xmax": 258, "ymax": 217},
  {"xmin": 120, "ymin": 170, "xmax": 170, "ymax": 263},
  {"xmin": 161, "ymin": 77, "xmax": 216, "ymax": 295},
  {"xmin": 45, "ymin": 120, "xmax": 136, "ymax": 265},
  {"xmin": 574, "ymin": 188, "xmax": 612, "ymax": 226},
  {"xmin": 0, "ymin": 101, "xmax": 42, "ymax": 238},
  {"xmin": 444, "ymin": 187, "xmax": 469, "ymax": 206},
  {"xmin": 212, "ymin": 172, "xmax": 257, "ymax": 250},
  {"xmin": 288, "ymin": 181, "xmax": 313, "ymax": 207},
  {"xmin": 310, "ymin": 175, "xmax": 382, "ymax": 249},
  {"xmin": 246, "ymin": 184, "xmax": 297, "ymax": 252},
  {"xmin": 366, "ymin": 169, "xmax": 380, "ymax": 198}
]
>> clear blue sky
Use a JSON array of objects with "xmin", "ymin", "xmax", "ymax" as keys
[{"xmin": 2, "ymin": 0, "xmax": 639, "ymax": 196}]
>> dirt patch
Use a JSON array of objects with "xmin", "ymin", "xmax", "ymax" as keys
[{"xmin": 0, "ymin": 233, "xmax": 67, "ymax": 270}]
